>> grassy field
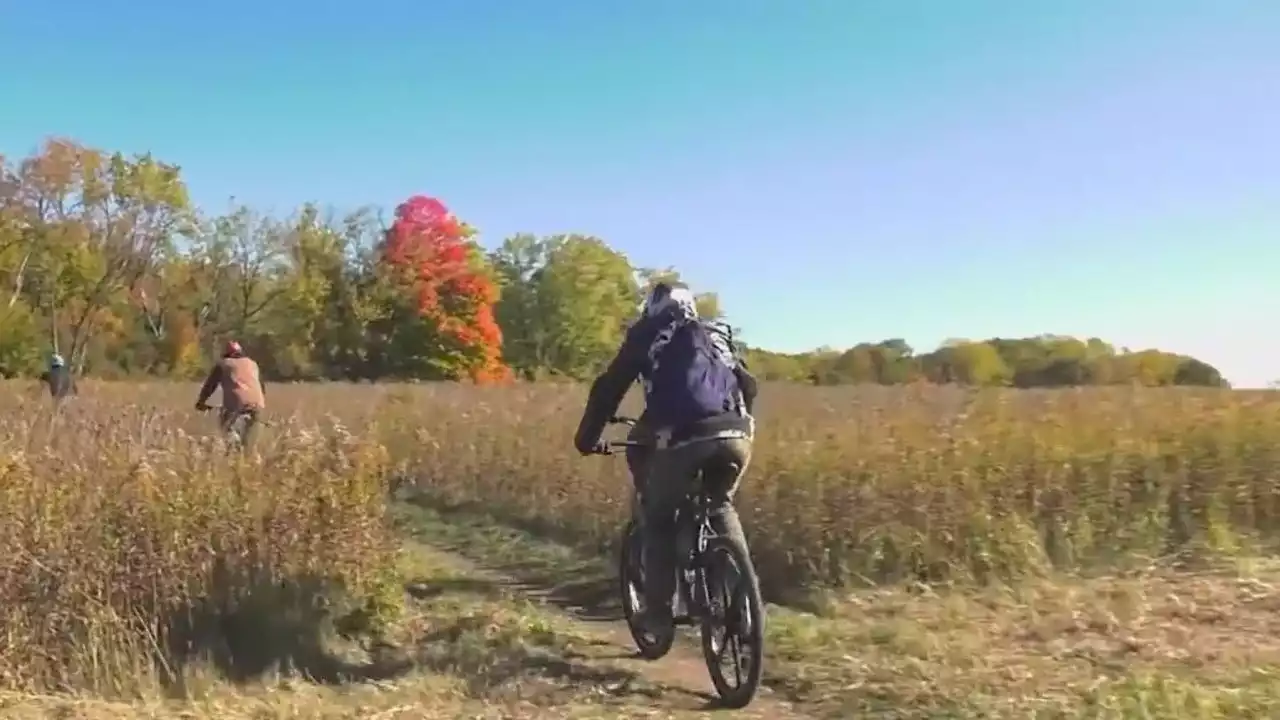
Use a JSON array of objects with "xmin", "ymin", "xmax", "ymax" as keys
[
  {"xmin": 2, "ymin": 379, "xmax": 1279, "ymax": 717},
  {"xmin": 365, "ymin": 381, "xmax": 1280, "ymax": 599}
]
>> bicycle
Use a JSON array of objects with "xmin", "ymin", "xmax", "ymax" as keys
[
  {"xmin": 594, "ymin": 415, "xmax": 765, "ymax": 709},
  {"xmin": 197, "ymin": 404, "xmax": 259, "ymax": 451}
]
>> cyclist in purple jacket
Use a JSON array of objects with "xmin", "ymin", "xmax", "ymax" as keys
[{"xmin": 574, "ymin": 282, "xmax": 758, "ymax": 635}]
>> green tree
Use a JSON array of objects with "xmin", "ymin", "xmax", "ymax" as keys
[
  {"xmin": 741, "ymin": 346, "xmax": 811, "ymax": 382},
  {"xmin": 492, "ymin": 234, "xmax": 638, "ymax": 379},
  {"xmin": 490, "ymin": 233, "xmax": 555, "ymax": 376},
  {"xmin": 923, "ymin": 340, "xmax": 1012, "ymax": 385},
  {"xmin": 1173, "ymin": 357, "xmax": 1227, "ymax": 387}
]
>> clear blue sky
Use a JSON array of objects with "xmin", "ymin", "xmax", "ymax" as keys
[{"xmin": 2, "ymin": 0, "xmax": 1277, "ymax": 386}]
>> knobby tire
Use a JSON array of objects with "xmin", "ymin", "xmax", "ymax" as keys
[{"xmin": 699, "ymin": 535, "xmax": 765, "ymax": 709}]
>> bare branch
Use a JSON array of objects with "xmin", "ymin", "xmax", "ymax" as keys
[{"xmin": 7, "ymin": 247, "xmax": 31, "ymax": 309}]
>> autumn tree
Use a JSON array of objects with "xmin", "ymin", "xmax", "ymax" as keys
[
  {"xmin": 3, "ymin": 138, "xmax": 193, "ymax": 375},
  {"xmin": 370, "ymin": 195, "xmax": 508, "ymax": 382}
]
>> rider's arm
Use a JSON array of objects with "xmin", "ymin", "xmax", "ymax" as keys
[
  {"xmin": 196, "ymin": 365, "xmax": 222, "ymax": 406},
  {"xmin": 574, "ymin": 320, "xmax": 654, "ymax": 454}
]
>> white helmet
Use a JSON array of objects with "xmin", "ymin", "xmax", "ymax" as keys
[
  {"xmin": 50, "ymin": 353, "xmax": 65, "ymax": 368},
  {"xmin": 641, "ymin": 282, "xmax": 698, "ymax": 320}
]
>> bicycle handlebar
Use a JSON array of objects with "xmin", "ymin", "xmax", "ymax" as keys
[
  {"xmin": 197, "ymin": 405, "xmax": 261, "ymax": 419},
  {"xmin": 590, "ymin": 415, "xmax": 643, "ymax": 455},
  {"xmin": 198, "ymin": 404, "xmax": 271, "ymax": 431}
]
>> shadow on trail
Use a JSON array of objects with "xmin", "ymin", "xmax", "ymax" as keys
[
  {"xmin": 413, "ymin": 625, "xmax": 703, "ymax": 705},
  {"xmin": 400, "ymin": 493, "xmax": 625, "ymax": 624},
  {"xmin": 402, "ymin": 570, "xmax": 714, "ymax": 708},
  {"xmin": 405, "ymin": 576, "xmax": 505, "ymax": 601},
  {"xmin": 164, "ymin": 566, "xmax": 414, "ymax": 698},
  {"xmin": 505, "ymin": 574, "xmax": 621, "ymax": 623}
]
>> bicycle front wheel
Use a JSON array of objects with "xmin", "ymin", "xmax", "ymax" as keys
[{"xmin": 698, "ymin": 535, "xmax": 765, "ymax": 709}]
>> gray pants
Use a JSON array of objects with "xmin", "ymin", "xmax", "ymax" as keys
[{"xmin": 626, "ymin": 417, "xmax": 753, "ymax": 619}]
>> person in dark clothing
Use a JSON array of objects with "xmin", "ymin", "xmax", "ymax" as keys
[
  {"xmin": 574, "ymin": 282, "xmax": 758, "ymax": 635},
  {"xmin": 40, "ymin": 353, "xmax": 77, "ymax": 401},
  {"xmin": 195, "ymin": 340, "xmax": 266, "ymax": 449}
]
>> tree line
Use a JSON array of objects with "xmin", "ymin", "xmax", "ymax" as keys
[{"xmin": 0, "ymin": 137, "xmax": 1229, "ymax": 388}]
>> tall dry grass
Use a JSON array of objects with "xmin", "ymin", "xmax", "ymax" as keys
[
  {"xmin": 374, "ymin": 382, "xmax": 1280, "ymax": 595},
  {"xmin": 2, "ymin": 377, "xmax": 1279, "ymax": 695},
  {"xmin": 0, "ymin": 382, "xmax": 399, "ymax": 696}
]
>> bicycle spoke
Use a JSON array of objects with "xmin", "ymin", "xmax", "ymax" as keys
[
  {"xmin": 729, "ymin": 633, "xmax": 744, "ymax": 686},
  {"xmin": 705, "ymin": 548, "xmax": 750, "ymax": 687}
]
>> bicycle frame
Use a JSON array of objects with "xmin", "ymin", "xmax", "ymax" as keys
[
  {"xmin": 672, "ymin": 489, "xmax": 719, "ymax": 624},
  {"xmin": 226, "ymin": 411, "xmax": 251, "ymax": 442},
  {"xmin": 200, "ymin": 405, "xmax": 256, "ymax": 448},
  {"xmin": 598, "ymin": 414, "xmax": 764, "ymax": 708},
  {"xmin": 603, "ymin": 416, "xmax": 722, "ymax": 624}
]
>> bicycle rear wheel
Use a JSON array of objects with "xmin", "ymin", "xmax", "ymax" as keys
[
  {"xmin": 699, "ymin": 535, "xmax": 765, "ymax": 709},
  {"xmin": 619, "ymin": 519, "xmax": 674, "ymax": 660}
]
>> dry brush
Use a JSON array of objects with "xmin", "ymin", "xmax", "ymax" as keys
[
  {"xmin": 2, "ymin": 379, "xmax": 1279, "ymax": 696},
  {"xmin": 0, "ymin": 383, "xmax": 399, "ymax": 695},
  {"xmin": 376, "ymin": 382, "xmax": 1280, "ymax": 594}
]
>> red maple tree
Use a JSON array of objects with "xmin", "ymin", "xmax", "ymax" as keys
[{"xmin": 381, "ymin": 195, "xmax": 510, "ymax": 383}]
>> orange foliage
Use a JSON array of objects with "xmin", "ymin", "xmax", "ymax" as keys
[{"xmin": 382, "ymin": 195, "xmax": 510, "ymax": 383}]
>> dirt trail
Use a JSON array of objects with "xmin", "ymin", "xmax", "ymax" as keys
[{"xmin": 405, "ymin": 535, "xmax": 816, "ymax": 719}]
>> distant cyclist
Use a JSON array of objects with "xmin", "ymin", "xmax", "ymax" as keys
[
  {"xmin": 39, "ymin": 353, "xmax": 77, "ymax": 401},
  {"xmin": 574, "ymin": 282, "xmax": 758, "ymax": 636},
  {"xmin": 195, "ymin": 340, "xmax": 266, "ymax": 448}
]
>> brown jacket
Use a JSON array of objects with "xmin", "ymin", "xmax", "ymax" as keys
[{"xmin": 198, "ymin": 355, "xmax": 265, "ymax": 412}]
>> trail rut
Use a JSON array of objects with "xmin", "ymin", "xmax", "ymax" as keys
[{"xmin": 404, "ymin": 536, "xmax": 816, "ymax": 719}]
